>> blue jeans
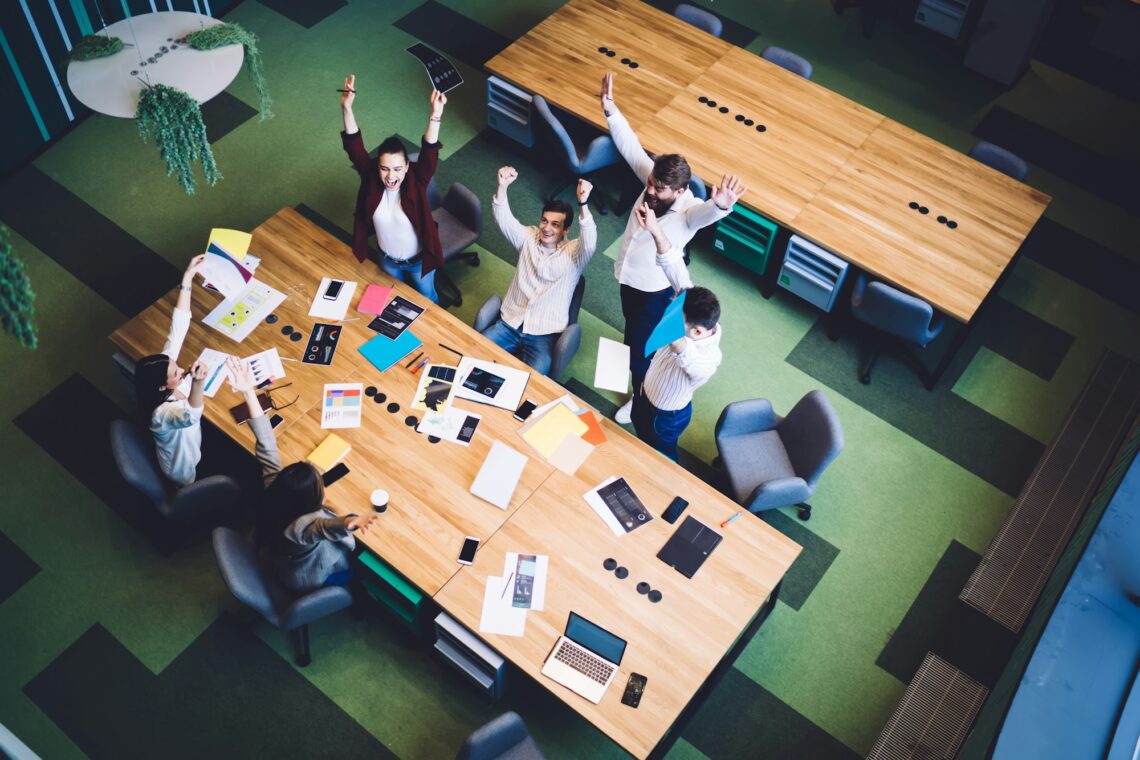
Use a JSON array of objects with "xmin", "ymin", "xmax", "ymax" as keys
[
  {"xmin": 632, "ymin": 392, "xmax": 691, "ymax": 463},
  {"xmin": 379, "ymin": 254, "xmax": 438, "ymax": 304},
  {"xmin": 621, "ymin": 285, "xmax": 673, "ymax": 394},
  {"xmin": 481, "ymin": 318, "xmax": 556, "ymax": 376}
]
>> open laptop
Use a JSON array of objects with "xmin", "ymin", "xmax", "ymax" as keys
[{"xmin": 541, "ymin": 612, "xmax": 627, "ymax": 704}]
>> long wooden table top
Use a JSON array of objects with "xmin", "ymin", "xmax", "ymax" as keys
[
  {"xmin": 484, "ymin": 0, "xmax": 730, "ymax": 132},
  {"xmin": 110, "ymin": 209, "xmax": 801, "ymax": 757}
]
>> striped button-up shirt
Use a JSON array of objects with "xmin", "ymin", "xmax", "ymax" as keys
[
  {"xmin": 492, "ymin": 196, "xmax": 597, "ymax": 336},
  {"xmin": 644, "ymin": 323, "xmax": 724, "ymax": 411}
]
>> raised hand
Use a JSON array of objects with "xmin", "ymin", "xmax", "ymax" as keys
[
  {"xmin": 634, "ymin": 201, "xmax": 660, "ymax": 234},
  {"xmin": 600, "ymin": 72, "xmax": 615, "ymax": 115},
  {"xmin": 340, "ymin": 74, "xmax": 355, "ymax": 109},
  {"xmin": 183, "ymin": 254, "xmax": 206, "ymax": 284},
  {"xmin": 577, "ymin": 178, "xmax": 593, "ymax": 203},
  {"xmin": 226, "ymin": 356, "xmax": 254, "ymax": 393},
  {"xmin": 430, "ymin": 89, "xmax": 447, "ymax": 119},
  {"xmin": 189, "ymin": 360, "xmax": 208, "ymax": 383},
  {"xmin": 347, "ymin": 513, "xmax": 379, "ymax": 533},
  {"xmin": 711, "ymin": 174, "xmax": 747, "ymax": 210},
  {"xmin": 497, "ymin": 166, "xmax": 518, "ymax": 187}
]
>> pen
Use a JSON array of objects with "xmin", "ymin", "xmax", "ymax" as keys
[
  {"xmin": 204, "ymin": 362, "xmax": 226, "ymax": 392},
  {"xmin": 412, "ymin": 357, "xmax": 430, "ymax": 374},
  {"xmin": 405, "ymin": 351, "xmax": 424, "ymax": 369},
  {"xmin": 720, "ymin": 512, "xmax": 742, "ymax": 528},
  {"xmin": 439, "ymin": 343, "xmax": 463, "ymax": 358},
  {"xmin": 500, "ymin": 572, "xmax": 514, "ymax": 599}
]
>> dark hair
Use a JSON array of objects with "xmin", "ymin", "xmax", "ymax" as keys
[
  {"xmin": 263, "ymin": 462, "xmax": 326, "ymax": 536},
  {"xmin": 135, "ymin": 353, "xmax": 173, "ymax": 419},
  {"xmin": 375, "ymin": 135, "xmax": 409, "ymax": 165},
  {"xmin": 650, "ymin": 154, "xmax": 691, "ymax": 192},
  {"xmin": 541, "ymin": 199, "xmax": 574, "ymax": 231},
  {"xmin": 683, "ymin": 286, "xmax": 720, "ymax": 331}
]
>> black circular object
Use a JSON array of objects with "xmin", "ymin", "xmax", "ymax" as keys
[
  {"xmin": 615, "ymin": 566, "xmax": 629, "ymax": 580},
  {"xmin": 744, "ymin": 119, "xmax": 754, "ymax": 126},
  {"xmin": 947, "ymin": 220, "xmax": 958, "ymax": 229},
  {"xmin": 919, "ymin": 206, "xmax": 929, "ymax": 215},
  {"xmin": 372, "ymin": 394, "xmax": 385, "ymax": 404},
  {"xmin": 735, "ymin": 114, "xmax": 745, "ymax": 121},
  {"xmin": 719, "ymin": 107, "xmax": 729, "ymax": 114},
  {"xmin": 698, "ymin": 96, "xmax": 708, "ymax": 103},
  {"xmin": 636, "ymin": 582, "xmax": 650, "ymax": 594},
  {"xmin": 289, "ymin": 332, "xmax": 302, "ymax": 342},
  {"xmin": 621, "ymin": 57, "xmax": 630, "ymax": 64},
  {"xmin": 648, "ymin": 589, "xmax": 663, "ymax": 603},
  {"xmin": 170, "ymin": 44, "xmax": 178, "ymax": 49},
  {"xmin": 365, "ymin": 386, "xmax": 377, "ymax": 397},
  {"xmin": 603, "ymin": 558, "xmax": 617, "ymax": 571},
  {"xmin": 707, "ymin": 100, "xmax": 717, "ymax": 107},
  {"xmin": 937, "ymin": 215, "xmax": 947, "ymax": 224},
  {"xmin": 428, "ymin": 436, "xmax": 440, "ymax": 444},
  {"xmin": 140, "ymin": 62, "xmax": 147, "ymax": 67},
  {"xmin": 598, "ymin": 46, "xmax": 608, "ymax": 53},
  {"xmin": 404, "ymin": 416, "xmax": 418, "ymax": 427},
  {"xmin": 266, "ymin": 313, "xmax": 279, "ymax": 324},
  {"xmin": 606, "ymin": 50, "xmax": 616, "ymax": 57},
  {"xmin": 281, "ymin": 325, "xmax": 293, "ymax": 335},
  {"xmin": 160, "ymin": 46, "xmax": 168, "ymax": 52},
  {"xmin": 909, "ymin": 201, "xmax": 920, "ymax": 210},
  {"xmin": 147, "ymin": 57, "xmax": 156, "ymax": 63},
  {"xmin": 387, "ymin": 402, "xmax": 400, "ymax": 413},
  {"xmin": 629, "ymin": 62, "xmax": 638, "ymax": 68},
  {"xmin": 167, "ymin": 38, "xmax": 173, "ymax": 41},
  {"xmin": 155, "ymin": 53, "xmax": 163, "ymax": 59},
  {"xmin": 757, "ymin": 124, "xmax": 767, "ymax": 132},
  {"xmin": 130, "ymin": 70, "xmax": 138, "ymax": 75}
]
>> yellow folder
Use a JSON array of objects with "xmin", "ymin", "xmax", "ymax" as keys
[{"xmin": 306, "ymin": 434, "xmax": 351, "ymax": 473}]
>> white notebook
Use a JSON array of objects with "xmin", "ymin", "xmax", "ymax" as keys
[{"xmin": 470, "ymin": 441, "xmax": 527, "ymax": 509}]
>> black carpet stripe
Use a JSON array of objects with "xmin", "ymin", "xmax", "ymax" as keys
[
  {"xmin": 973, "ymin": 106, "xmax": 1139, "ymax": 213},
  {"xmin": 200, "ymin": 90, "xmax": 258, "ymax": 145},
  {"xmin": 0, "ymin": 165, "xmax": 180, "ymax": 316},
  {"xmin": 0, "ymin": 530, "xmax": 40, "ymax": 606},
  {"xmin": 393, "ymin": 1, "xmax": 511, "ymax": 72},
  {"xmin": 294, "ymin": 203, "xmax": 353, "ymax": 248},
  {"xmin": 757, "ymin": 510, "xmax": 839, "ymax": 612},
  {"xmin": 256, "ymin": 0, "xmax": 347, "ymax": 28},
  {"xmin": 24, "ymin": 616, "xmax": 397, "ymax": 759},
  {"xmin": 981, "ymin": 297, "xmax": 1073, "ymax": 381},
  {"xmin": 1021, "ymin": 216, "xmax": 1140, "ymax": 316},
  {"xmin": 1033, "ymin": 0, "xmax": 1140, "ymax": 103}
]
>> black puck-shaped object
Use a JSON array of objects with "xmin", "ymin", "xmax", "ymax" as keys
[
  {"xmin": 372, "ymin": 394, "xmax": 386, "ymax": 404},
  {"xmin": 947, "ymin": 220, "xmax": 958, "ymax": 229},
  {"xmin": 919, "ymin": 206, "xmax": 929, "ymax": 214},
  {"xmin": 707, "ymin": 100, "xmax": 717, "ymax": 107},
  {"xmin": 909, "ymin": 201, "xmax": 920, "ymax": 210},
  {"xmin": 698, "ymin": 95, "xmax": 708, "ymax": 103},
  {"xmin": 636, "ymin": 582, "xmax": 650, "ymax": 594},
  {"xmin": 131, "ymin": 70, "xmax": 138, "ymax": 75},
  {"xmin": 387, "ymin": 402, "xmax": 400, "ymax": 413},
  {"xmin": 404, "ymin": 416, "xmax": 418, "ymax": 427},
  {"xmin": 744, "ymin": 119, "xmax": 754, "ymax": 126},
  {"xmin": 621, "ymin": 57, "xmax": 630, "ymax": 64},
  {"xmin": 606, "ymin": 50, "xmax": 616, "ymax": 57},
  {"xmin": 937, "ymin": 215, "xmax": 947, "ymax": 224},
  {"xmin": 598, "ymin": 46, "xmax": 608, "ymax": 53},
  {"xmin": 648, "ymin": 589, "xmax": 663, "ymax": 603},
  {"xmin": 735, "ymin": 114, "xmax": 745, "ymax": 121},
  {"xmin": 170, "ymin": 44, "xmax": 177, "ymax": 49},
  {"xmin": 615, "ymin": 566, "xmax": 629, "ymax": 580},
  {"xmin": 266, "ymin": 313, "xmax": 279, "ymax": 324},
  {"xmin": 629, "ymin": 62, "xmax": 638, "ymax": 68},
  {"xmin": 289, "ymin": 332, "xmax": 302, "ymax": 342},
  {"xmin": 428, "ymin": 436, "xmax": 440, "ymax": 444},
  {"xmin": 719, "ymin": 106, "xmax": 729, "ymax": 114},
  {"xmin": 365, "ymin": 386, "xmax": 377, "ymax": 397},
  {"xmin": 281, "ymin": 325, "xmax": 294, "ymax": 335},
  {"xmin": 603, "ymin": 558, "xmax": 617, "ymax": 571},
  {"xmin": 756, "ymin": 124, "xmax": 767, "ymax": 132}
]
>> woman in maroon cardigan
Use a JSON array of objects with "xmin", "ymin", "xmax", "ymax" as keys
[{"xmin": 340, "ymin": 73, "xmax": 446, "ymax": 303}]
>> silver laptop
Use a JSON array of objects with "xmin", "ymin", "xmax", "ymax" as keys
[{"xmin": 541, "ymin": 612, "xmax": 627, "ymax": 704}]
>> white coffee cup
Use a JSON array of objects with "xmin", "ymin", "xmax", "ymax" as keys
[{"xmin": 370, "ymin": 489, "xmax": 389, "ymax": 512}]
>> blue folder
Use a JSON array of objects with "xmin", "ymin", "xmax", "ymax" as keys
[
  {"xmin": 644, "ymin": 290, "xmax": 687, "ymax": 357},
  {"xmin": 359, "ymin": 330, "xmax": 422, "ymax": 372}
]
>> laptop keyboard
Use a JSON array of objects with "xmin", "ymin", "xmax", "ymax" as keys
[{"xmin": 554, "ymin": 640, "xmax": 615, "ymax": 684}]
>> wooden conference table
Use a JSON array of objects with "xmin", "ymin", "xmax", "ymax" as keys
[
  {"xmin": 485, "ymin": 0, "xmax": 1051, "ymax": 324},
  {"xmin": 109, "ymin": 208, "xmax": 801, "ymax": 758}
]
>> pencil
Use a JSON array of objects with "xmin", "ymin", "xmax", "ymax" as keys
[
  {"xmin": 404, "ymin": 351, "xmax": 424, "ymax": 369},
  {"xmin": 439, "ymin": 343, "xmax": 463, "ymax": 358}
]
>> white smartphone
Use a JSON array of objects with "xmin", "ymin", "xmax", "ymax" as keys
[
  {"xmin": 457, "ymin": 536, "xmax": 480, "ymax": 565},
  {"xmin": 323, "ymin": 279, "xmax": 345, "ymax": 301}
]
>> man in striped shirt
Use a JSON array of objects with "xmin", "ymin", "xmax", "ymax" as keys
[
  {"xmin": 632, "ymin": 286, "xmax": 723, "ymax": 463},
  {"xmin": 481, "ymin": 166, "xmax": 597, "ymax": 375}
]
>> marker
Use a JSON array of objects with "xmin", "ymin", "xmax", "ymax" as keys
[
  {"xmin": 204, "ymin": 362, "xmax": 226, "ymax": 393},
  {"xmin": 411, "ymin": 356, "xmax": 430, "ymax": 374},
  {"xmin": 405, "ymin": 351, "xmax": 424, "ymax": 369},
  {"xmin": 720, "ymin": 512, "xmax": 742, "ymax": 528}
]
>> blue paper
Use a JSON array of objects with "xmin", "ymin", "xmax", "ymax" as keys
[
  {"xmin": 644, "ymin": 290, "xmax": 687, "ymax": 357},
  {"xmin": 359, "ymin": 330, "xmax": 422, "ymax": 372}
]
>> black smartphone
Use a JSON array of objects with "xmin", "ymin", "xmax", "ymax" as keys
[
  {"xmin": 662, "ymin": 496, "xmax": 689, "ymax": 524},
  {"xmin": 621, "ymin": 673, "xmax": 647, "ymax": 708},
  {"xmin": 514, "ymin": 399, "xmax": 537, "ymax": 422},
  {"xmin": 458, "ymin": 536, "xmax": 480, "ymax": 565},
  {"xmin": 323, "ymin": 279, "xmax": 344, "ymax": 301},
  {"xmin": 269, "ymin": 413, "xmax": 285, "ymax": 430},
  {"xmin": 322, "ymin": 462, "xmax": 350, "ymax": 487}
]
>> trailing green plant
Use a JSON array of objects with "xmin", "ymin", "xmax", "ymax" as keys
[
  {"xmin": 136, "ymin": 83, "xmax": 221, "ymax": 196},
  {"xmin": 67, "ymin": 34, "xmax": 123, "ymax": 61},
  {"xmin": 0, "ymin": 227, "xmax": 38, "ymax": 350},
  {"xmin": 187, "ymin": 22, "xmax": 272, "ymax": 120}
]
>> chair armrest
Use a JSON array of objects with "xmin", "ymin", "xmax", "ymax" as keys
[
  {"xmin": 580, "ymin": 135, "xmax": 620, "ymax": 174},
  {"xmin": 280, "ymin": 586, "xmax": 353, "ymax": 630},
  {"xmin": 474, "ymin": 295, "xmax": 503, "ymax": 333},
  {"xmin": 550, "ymin": 324, "xmax": 581, "ymax": 379},
  {"xmin": 746, "ymin": 477, "xmax": 810, "ymax": 512},
  {"xmin": 170, "ymin": 475, "xmax": 241, "ymax": 520},
  {"xmin": 715, "ymin": 399, "xmax": 779, "ymax": 442}
]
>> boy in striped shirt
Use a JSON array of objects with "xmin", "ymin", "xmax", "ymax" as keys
[{"xmin": 632, "ymin": 286, "xmax": 723, "ymax": 462}]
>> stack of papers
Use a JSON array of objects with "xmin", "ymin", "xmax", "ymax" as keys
[
  {"xmin": 202, "ymin": 279, "xmax": 286, "ymax": 342},
  {"xmin": 200, "ymin": 228, "xmax": 255, "ymax": 299},
  {"xmin": 176, "ymin": 347, "xmax": 287, "ymax": 399},
  {"xmin": 309, "ymin": 277, "xmax": 358, "ymax": 322},
  {"xmin": 454, "ymin": 357, "xmax": 529, "ymax": 411},
  {"xmin": 470, "ymin": 441, "xmax": 527, "ymax": 509},
  {"xmin": 417, "ymin": 407, "xmax": 481, "ymax": 445},
  {"xmin": 479, "ymin": 552, "xmax": 549, "ymax": 637},
  {"xmin": 517, "ymin": 396, "xmax": 605, "ymax": 475},
  {"xmin": 411, "ymin": 364, "xmax": 459, "ymax": 412}
]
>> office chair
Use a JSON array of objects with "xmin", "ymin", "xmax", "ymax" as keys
[
  {"xmin": 474, "ymin": 276, "xmax": 585, "ymax": 380},
  {"xmin": 455, "ymin": 712, "xmax": 546, "ymax": 760},
  {"xmin": 532, "ymin": 95, "xmax": 622, "ymax": 215},
  {"xmin": 968, "ymin": 141, "xmax": 1029, "ymax": 182},
  {"xmin": 109, "ymin": 419, "xmax": 240, "ymax": 520},
  {"xmin": 211, "ymin": 526, "xmax": 353, "ymax": 667},
  {"xmin": 431, "ymin": 182, "xmax": 484, "ymax": 307},
  {"xmin": 674, "ymin": 3, "xmax": 723, "ymax": 37},
  {"xmin": 714, "ymin": 390, "xmax": 844, "ymax": 521},
  {"xmin": 760, "ymin": 46, "xmax": 814, "ymax": 80},
  {"xmin": 849, "ymin": 272, "xmax": 945, "ymax": 389}
]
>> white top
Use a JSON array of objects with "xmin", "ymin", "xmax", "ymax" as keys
[
  {"xmin": 373, "ymin": 189, "xmax": 420, "ymax": 260},
  {"xmin": 492, "ymin": 196, "xmax": 597, "ymax": 335},
  {"xmin": 643, "ymin": 323, "xmax": 724, "ymax": 411},
  {"xmin": 149, "ymin": 307, "xmax": 203, "ymax": 486},
  {"xmin": 605, "ymin": 109, "xmax": 732, "ymax": 293}
]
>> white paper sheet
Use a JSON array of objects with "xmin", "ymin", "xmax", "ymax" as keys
[
  {"xmin": 202, "ymin": 279, "xmax": 286, "ymax": 343},
  {"xmin": 583, "ymin": 476, "xmax": 625, "ymax": 537},
  {"xmin": 454, "ymin": 357, "xmax": 530, "ymax": 411},
  {"xmin": 417, "ymin": 407, "xmax": 481, "ymax": 445},
  {"xmin": 308, "ymin": 277, "xmax": 358, "ymax": 321},
  {"xmin": 320, "ymin": 383, "xmax": 364, "ymax": 429},
  {"xmin": 594, "ymin": 337, "xmax": 631, "ymax": 393},
  {"xmin": 470, "ymin": 441, "xmax": 527, "ymax": 509},
  {"xmin": 479, "ymin": 575, "xmax": 528, "ymax": 637},
  {"xmin": 502, "ymin": 552, "xmax": 549, "ymax": 611},
  {"xmin": 176, "ymin": 347, "xmax": 232, "ymax": 399},
  {"xmin": 244, "ymin": 347, "xmax": 286, "ymax": 386}
]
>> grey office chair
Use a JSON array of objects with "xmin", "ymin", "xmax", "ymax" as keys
[
  {"xmin": 211, "ymin": 526, "xmax": 353, "ymax": 666},
  {"xmin": 760, "ymin": 46, "xmax": 814, "ymax": 79},
  {"xmin": 674, "ymin": 3, "xmax": 723, "ymax": 37},
  {"xmin": 714, "ymin": 390, "xmax": 844, "ymax": 521},
  {"xmin": 432, "ymin": 182, "xmax": 484, "ymax": 307},
  {"xmin": 849, "ymin": 272, "xmax": 945, "ymax": 389},
  {"xmin": 456, "ymin": 712, "xmax": 546, "ymax": 760},
  {"xmin": 968, "ymin": 141, "xmax": 1029, "ymax": 182},
  {"xmin": 532, "ymin": 95, "xmax": 622, "ymax": 215},
  {"xmin": 110, "ymin": 419, "xmax": 240, "ymax": 520},
  {"xmin": 474, "ymin": 276, "xmax": 585, "ymax": 380}
]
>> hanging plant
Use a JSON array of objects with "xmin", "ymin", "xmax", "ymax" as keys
[
  {"xmin": 67, "ymin": 34, "xmax": 123, "ymax": 61},
  {"xmin": 136, "ymin": 83, "xmax": 221, "ymax": 196},
  {"xmin": 187, "ymin": 22, "xmax": 272, "ymax": 121},
  {"xmin": 0, "ymin": 227, "xmax": 39, "ymax": 350}
]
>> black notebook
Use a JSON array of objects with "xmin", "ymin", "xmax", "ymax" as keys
[{"xmin": 657, "ymin": 516, "xmax": 722, "ymax": 579}]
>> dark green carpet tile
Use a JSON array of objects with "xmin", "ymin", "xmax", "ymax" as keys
[
  {"xmin": 200, "ymin": 90, "xmax": 258, "ymax": 145},
  {"xmin": 0, "ymin": 166, "xmax": 179, "ymax": 316},
  {"xmin": 683, "ymin": 668, "xmax": 860, "ymax": 760},
  {"xmin": 24, "ymin": 615, "xmax": 396, "ymax": 760},
  {"xmin": 640, "ymin": 0, "xmax": 759, "ymax": 47},
  {"xmin": 931, "ymin": 598, "xmax": 1020, "ymax": 689},
  {"xmin": 294, "ymin": 203, "xmax": 353, "ymax": 248},
  {"xmin": 394, "ymin": 1, "xmax": 510, "ymax": 72},
  {"xmin": 1034, "ymin": 0, "xmax": 1140, "ymax": 103},
  {"xmin": 756, "ymin": 511, "xmax": 839, "ymax": 612},
  {"xmin": 0, "ymin": 530, "xmax": 39, "ymax": 606},
  {"xmin": 876, "ymin": 540, "xmax": 981, "ymax": 684},
  {"xmin": 256, "ymin": 0, "xmax": 347, "ymax": 29},
  {"xmin": 1022, "ymin": 217, "xmax": 1140, "ymax": 316},
  {"xmin": 973, "ymin": 106, "xmax": 1139, "ymax": 213},
  {"xmin": 789, "ymin": 318, "xmax": 1044, "ymax": 497},
  {"xmin": 973, "ymin": 296, "xmax": 1073, "ymax": 381}
]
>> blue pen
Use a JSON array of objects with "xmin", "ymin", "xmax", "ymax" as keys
[
  {"xmin": 720, "ymin": 512, "xmax": 742, "ymax": 529},
  {"xmin": 204, "ymin": 362, "xmax": 226, "ymax": 393}
]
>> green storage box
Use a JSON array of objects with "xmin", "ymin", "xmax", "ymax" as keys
[
  {"xmin": 356, "ymin": 549, "xmax": 429, "ymax": 630},
  {"xmin": 712, "ymin": 206, "xmax": 778, "ymax": 276}
]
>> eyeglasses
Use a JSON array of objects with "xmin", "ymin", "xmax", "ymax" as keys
[{"xmin": 264, "ymin": 382, "xmax": 299, "ymax": 411}]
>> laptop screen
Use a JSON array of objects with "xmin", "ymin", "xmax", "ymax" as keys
[{"xmin": 566, "ymin": 612, "xmax": 627, "ymax": 665}]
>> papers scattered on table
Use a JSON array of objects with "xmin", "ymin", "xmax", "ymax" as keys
[
  {"xmin": 368, "ymin": 295, "xmax": 424, "ymax": 339},
  {"xmin": 594, "ymin": 337, "xmax": 630, "ymax": 393},
  {"xmin": 503, "ymin": 552, "xmax": 549, "ymax": 611},
  {"xmin": 301, "ymin": 323, "xmax": 342, "ymax": 366},
  {"xmin": 411, "ymin": 364, "xmax": 459, "ymax": 412},
  {"xmin": 356, "ymin": 284, "xmax": 393, "ymax": 316},
  {"xmin": 515, "ymin": 395, "xmax": 603, "ymax": 475},
  {"xmin": 455, "ymin": 357, "xmax": 529, "ymax": 411},
  {"xmin": 417, "ymin": 407, "xmax": 481, "ymax": 445},
  {"xmin": 202, "ymin": 279, "xmax": 286, "ymax": 342},
  {"xmin": 320, "ymin": 383, "xmax": 363, "ymax": 429},
  {"xmin": 308, "ymin": 277, "xmax": 358, "ymax": 322},
  {"xmin": 245, "ymin": 347, "xmax": 286, "ymax": 386},
  {"xmin": 359, "ymin": 330, "xmax": 422, "ymax": 372},
  {"xmin": 470, "ymin": 441, "xmax": 527, "ymax": 509},
  {"xmin": 175, "ymin": 346, "xmax": 285, "ymax": 399},
  {"xmin": 583, "ymin": 476, "xmax": 653, "ymax": 537},
  {"xmin": 644, "ymin": 289, "xmax": 687, "ymax": 357},
  {"xmin": 200, "ymin": 229, "xmax": 254, "ymax": 299},
  {"xmin": 479, "ymin": 575, "xmax": 527, "ymax": 637},
  {"xmin": 521, "ymin": 403, "xmax": 587, "ymax": 459}
]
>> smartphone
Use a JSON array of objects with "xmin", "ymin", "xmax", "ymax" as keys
[
  {"xmin": 457, "ymin": 536, "xmax": 480, "ymax": 565},
  {"xmin": 322, "ymin": 462, "xmax": 349, "ymax": 487},
  {"xmin": 270, "ymin": 413, "xmax": 285, "ymax": 430},
  {"xmin": 662, "ymin": 496, "xmax": 689, "ymax": 524},
  {"xmin": 323, "ymin": 279, "xmax": 345, "ymax": 301},
  {"xmin": 621, "ymin": 673, "xmax": 647, "ymax": 708},
  {"xmin": 514, "ymin": 399, "xmax": 537, "ymax": 422}
]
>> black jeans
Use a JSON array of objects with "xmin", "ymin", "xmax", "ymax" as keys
[{"xmin": 620, "ymin": 284, "xmax": 673, "ymax": 394}]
